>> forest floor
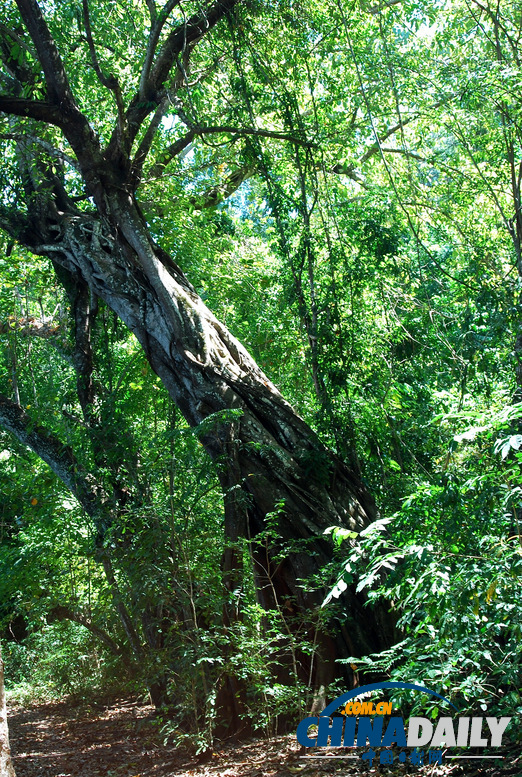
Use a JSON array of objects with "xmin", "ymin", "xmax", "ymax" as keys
[{"xmin": 6, "ymin": 696, "xmax": 521, "ymax": 777}]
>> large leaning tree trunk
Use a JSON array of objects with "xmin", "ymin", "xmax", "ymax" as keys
[
  {"xmin": 0, "ymin": 644, "xmax": 16, "ymax": 777},
  {"xmin": 0, "ymin": 0, "xmax": 395, "ymax": 697}
]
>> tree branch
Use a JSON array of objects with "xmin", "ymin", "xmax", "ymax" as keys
[
  {"xmin": 198, "ymin": 124, "xmax": 316, "ymax": 147},
  {"xmin": 4, "ymin": 2, "xmax": 101, "ymax": 165},
  {"xmin": 377, "ymin": 146, "xmax": 425, "ymax": 160},
  {"xmin": 149, "ymin": 0, "xmax": 238, "ymax": 92},
  {"xmin": 144, "ymin": 0, "xmax": 158, "ymax": 24},
  {"xmin": 82, "ymin": 0, "xmax": 125, "ymax": 119},
  {"xmin": 149, "ymin": 124, "xmax": 315, "ymax": 179},
  {"xmin": 192, "ymin": 162, "xmax": 257, "ymax": 208},
  {"xmin": 0, "ymin": 23, "xmax": 37, "ymax": 59},
  {"xmin": 330, "ymin": 104, "xmax": 447, "ymax": 177},
  {"xmin": 0, "ymin": 393, "xmax": 105, "ymax": 525},
  {"xmin": 48, "ymin": 605, "xmax": 124, "ymax": 657},
  {"xmin": 130, "ymin": 94, "xmax": 170, "ymax": 185},
  {"xmin": 0, "ymin": 397, "xmax": 146, "ymax": 660},
  {"xmin": 142, "ymin": 161, "xmax": 257, "ymax": 215},
  {"xmin": 328, "ymin": 160, "xmax": 367, "ymax": 183},
  {"xmin": 148, "ymin": 127, "xmax": 197, "ymax": 177},
  {"xmin": 358, "ymin": 116, "xmax": 419, "ymax": 164},
  {"xmin": 0, "ymin": 23, "xmax": 39, "ymax": 91},
  {"xmin": 0, "ymin": 95, "xmax": 66, "ymax": 125},
  {"xmin": 360, "ymin": 0, "xmax": 403, "ymax": 14},
  {"xmin": 0, "ymin": 132, "xmax": 79, "ymax": 169},
  {"xmin": 138, "ymin": 0, "xmax": 183, "ymax": 100},
  {"xmin": 15, "ymin": 0, "xmax": 74, "ymax": 105},
  {"xmin": 124, "ymin": 0, "xmax": 240, "ymax": 150}
]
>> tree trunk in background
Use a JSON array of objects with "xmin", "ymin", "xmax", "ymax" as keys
[{"xmin": 0, "ymin": 644, "xmax": 16, "ymax": 777}]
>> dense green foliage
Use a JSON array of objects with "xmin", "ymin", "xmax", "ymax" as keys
[{"xmin": 1, "ymin": 0, "xmax": 521, "ymax": 748}]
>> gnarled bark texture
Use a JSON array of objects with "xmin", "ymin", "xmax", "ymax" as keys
[{"xmin": 7, "ymin": 193, "xmax": 394, "ymax": 674}]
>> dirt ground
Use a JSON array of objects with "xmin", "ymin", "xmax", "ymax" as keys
[{"xmin": 6, "ymin": 697, "xmax": 521, "ymax": 777}]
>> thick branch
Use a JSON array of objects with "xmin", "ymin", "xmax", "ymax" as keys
[
  {"xmin": 138, "ymin": 0, "xmax": 183, "ymax": 100},
  {"xmin": 0, "ymin": 393, "xmax": 103, "ymax": 522},
  {"xmin": 149, "ymin": 0, "xmax": 238, "ymax": 92},
  {"xmin": 70, "ymin": 281, "xmax": 97, "ymax": 418},
  {"xmin": 0, "ymin": 95, "xmax": 66, "ymax": 125},
  {"xmin": 0, "ymin": 96, "xmax": 101, "ymax": 201},
  {"xmin": 124, "ymin": 0, "xmax": 239, "ymax": 149},
  {"xmin": 15, "ymin": 0, "xmax": 74, "ymax": 105},
  {"xmin": 48, "ymin": 605, "xmax": 124, "ymax": 657},
  {"xmin": 1, "ymin": 7, "xmax": 100, "ymax": 167}
]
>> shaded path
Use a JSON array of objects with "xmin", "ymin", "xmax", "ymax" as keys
[
  {"xmin": 7, "ymin": 698, "xmax": 181, "ymax": 777},
  {"xmin": 6, "ymin": 697, "xmax": 520, "ymax": 777}
]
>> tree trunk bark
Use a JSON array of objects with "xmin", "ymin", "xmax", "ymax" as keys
[
  {"xmin": 0, "ymin": 644, "xmax": 16, "ymax": 777},
  {"xmin": 79, "ymin": 202, "xmax": 389, "ymax": 643},
  {"xmin": 7, "ymin": 189, "xmax": 395, "ymax": 684},
  {"xmin": 0, "ymin": 0, "xmax": 395, "ymax": 715},
  {"xmin": 0, "ymin": 0, "xmax": 393, "ymax": 720}
]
